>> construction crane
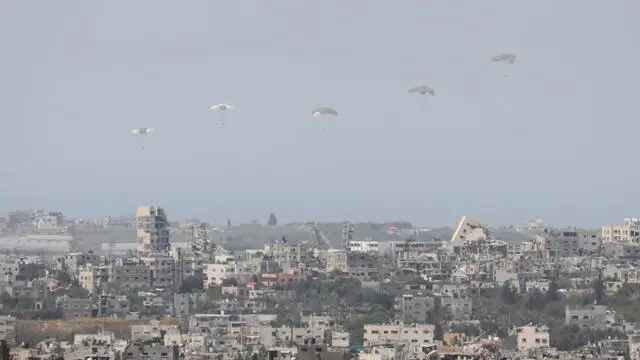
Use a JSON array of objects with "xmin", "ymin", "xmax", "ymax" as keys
[
  {"xmin": 306, "ymin": 221, "xmax": 331, "ymax": 249},
  {"xmin": 342, "ymin": 222, "xmax": 355, "ymax": 250}
]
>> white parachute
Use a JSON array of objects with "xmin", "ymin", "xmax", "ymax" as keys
[
  {"xmin": 492, "ymin": 53, "xmax": 516, "ymax": 77},
  {"xmin": 492, "ymin": 53, "xmax": 516, "ymax": 64},
  {"xmin": 132, "ymin": 127, "xmax": 153, "ymax": 135},
  {"xmin": 312, "ymin": 107, "xmax": 338, "ymax": 117},
  {"xmin": 408, "ymin": 85, "xmax": 435, "ymax": 96},
  {"xmin": 210, "ymin": 103, "xmax": 235, "ymax": 126},
  {"xmin": 132, "ymin": 128, "xmax": 153, "ymax": 149}
]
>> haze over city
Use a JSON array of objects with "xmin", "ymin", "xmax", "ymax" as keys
[{"xmin": 2, "ymin": 0, "xmax": 639, "ymax": 226}]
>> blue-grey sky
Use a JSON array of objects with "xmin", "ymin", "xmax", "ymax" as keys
[{"xmin": 2, "ymin": 0, "xmax": 639, "ymax": 227}]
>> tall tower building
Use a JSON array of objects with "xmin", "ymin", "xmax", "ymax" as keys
[{"xmin": 136, "ymin": 206, "xmax": 171, "ymax": 257}]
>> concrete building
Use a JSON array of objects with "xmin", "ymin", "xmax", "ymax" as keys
[
  {"xmin": 326, "ymin": 250, "xmax": 347, "ymax": 273},
  {"xmin": 346, "ymin": 252, "xmax": 380, "ymax": 281},
  {"xmin": 57, "ymin": 252, "xmax": 102, "ymax": 278},
  {"xmin": 0, "ymin": 315, "xmax": 17, "ymax": 345},
  {"xmin": 139, "ymin": 255, "xmax": 178, "ymax": 289},
  {"xmin": 395, "ymin": 294, "xmax": 435, "ymax": 323},
  {"xmin": 439, "ymin": 297, "xmax": 472, "ymax": 321},
  {"xmin": 346, "ymin": 241, "xmax": 379, "ymax": 254},
  {"xmin": 131, "ymin": 321, "xmax": 180, "ymax": 342},
  {"xmin": 58, "ymin": 295, "xmax": 92, "ymax": 318},
  {"xmin": 363, "ymin": 323, "xmax": 435, "ymax": 348},
  {"xmin": 203, "ymin": 256, "xmax": 237, "ymax": 287},
  {"xmin": 565, "ymin": 304, "xmax": 607, "ymax": 330},
  {"xmin": 543, "ymin": 229, "xmax": 601, "ymax": 257},
  {"xmin": 186, "ymin": 222, "xmax": 211, "ymax": 258},
  {"xmin": 123, "ymin": 341, "xmax": 177, "ymax": 360},
  {"xmin": 78, "ymin": 264, "xmax": 109, "ymax": 294},
  {"xmin": 602, "ymin": 218, "xmax": 640, "ymax": 244},
  {"xmin": 136, "ymin": 206, "xmax": 171, "ymax": 257},
  {"xmin": 264, "ymin": 241, "xmax": 304, "ymax": 270},
  {"xmin": 0, "ymin": 234, "xmax": 72, "ymax": 254},
  {"xmin": 450, "ymin": 216, "xmax": 489, "ymax": 243},
  {"xmin": 516, "ymin": 325, "xmax": 550, "ymax": 351},
  {"xmin": 109, "ymin": 258, "xmax": 152, "ymax": 290},
  {"xmin": 172, "ymin": 292, "xmax": 208, "ymax": 317}
]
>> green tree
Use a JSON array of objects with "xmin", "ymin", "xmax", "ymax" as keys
[
  {"xmin": 545, "ymin": 278, "xmax": 561, "ymax": 303},
  {"xmin": 55, "ymin": 264, "xmax": 72, "ymax": 286},
  {"xmin": 0, "ymin": 340, "xmax": 13, "ymax": 360},
  {"xmin": 221, "ymin": 278, "xmax": 239, "ymax": 286},
  {"xmin": 500, "ymin": 282, "xmax": 518, "ymax": 305},
  {"xmin": 180, "ymin": 275, "xmax": 204, "ymax": 293},
  {"xmin": 267, "ymin": 213, "xmax": 278, "ymax": 226},
  {"xmin": 592, "ymin": 277, "xmax": 605, "ymax": 303}
]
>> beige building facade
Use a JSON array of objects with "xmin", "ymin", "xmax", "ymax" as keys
[{"xmin": 136, "ymin": 206, "xmax": 171, "ymax": 257}]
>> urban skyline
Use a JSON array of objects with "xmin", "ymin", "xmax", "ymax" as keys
[{"xmin": 3, "ymin": 0, "xmax": 640, "ymax": 229}]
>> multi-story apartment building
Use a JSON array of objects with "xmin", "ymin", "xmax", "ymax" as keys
[
  {"xmin": 602, "ymin": 218, "xmax": 640, "ymax": 244},
  {"xmin": 516, "ymin": 325, "xmax": 550, "ymax": 351},
  {"xmin": 58, "ymin": 295, "xmax": 92, "ymax": 318},
  {"xmin": 109, "ymin": 259, "xmax": 152, "ymax": 290},
  {"xmin": 363, "ymin": 322, "xmax": 435, "ymax": 348},
  {"xmin": 565, "ymin": 304, "xmax": 607, "ymax": 330},
  {"xmin": 57, "ymin": 252, "xmax": 102, "ymax": 278},
  {"xmin": 139, "ymin": 255, "xmax": 177, "ymax": 289},
  {"xmin": 78, "ymin": 264, "xmax": 109, "ymax": 294},
  {"xmin": 0, "ymin": 315, "xmax": 17, "ymax": 345},
  {"xmin": 346, "ymin": 252, "xmax": 380, "ymax": 281},
  {"xmin": 264, "ymin": 241, "xmax": 304, "ymax": 270},
  {"xmin": 136, "ymin": 206, "xmax": 171, "ymax": 257},
  {"xmin": 542, "ymin": 229, "xmax": 601, "ymax": 257},
  {"xmin": 326, "ymin": 250, "xmax": 347, "ymax": 273},
  {"xmin": 395, "ymin": 294, "xmax": 435, "ymax": 323},
  {"xmin": 346, "ymin": 240, "xmax": 379, "ymax": 254},
  {"xmin": 440, "ymin": 297, "xmax": 472, "ymax": 321},
  {"xmin": 203, "ymin": 255, "xmax": 237, "ymax": 287}
]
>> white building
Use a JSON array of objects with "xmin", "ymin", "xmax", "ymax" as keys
[
  {"xmin": 347, "ymin": 241, "xmax": 379, "ymax": 254},
  {"xmin": 203, "ymin": 255, "xmax": 237, "ymax": 287}
]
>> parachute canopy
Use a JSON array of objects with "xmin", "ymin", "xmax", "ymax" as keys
[
  {"xmin": 312, "ymin": 107, "xmax": 338, "ymax": 116},
  {"xmin": 210, "ymin": 103, "xmax": 235, "ymax": 111},
  {"xmin": 408, "ymin": 85, "xmax": 435, "ymax": 96},
  {"xmin": 492, "ymin": 53, "xmax": 516, "ymax": 64},
  {"xmin": 132, "ymin": 127, "xmax": 153, "ymax": 135}
]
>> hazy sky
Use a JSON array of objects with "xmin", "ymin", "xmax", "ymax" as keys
[{"xmin": 2, "ymin": 0, "xmax": 639, "ymax": 227}]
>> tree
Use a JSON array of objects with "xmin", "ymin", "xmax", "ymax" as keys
[
  {"xmin": 500, "ymin": 282, "xmax": 519, "ymax": 305},
  {"xmin": 221, "ymin": 278, "xmax": 238, "ymax": 287},
  {"xmin": 55, "ymin": 265, "xmax": 72, "ymax": 286},
  {"xmin": 180, "ymin": 275, "xmax": 204, "ymax": 293},
  {"xmin": 545, "ymin": 278, "xmax": 561, "ymax": 303},
  {"xmin": 0, "ymin": 340, "xmax": 13, "ymax": 360},
  {"xmin": 592, "ymin": 276, "xmax": 605, "ymax": 304},
  {"xmin": 267, "ymin": 213, "xmax": 278, "ymax": 226}
]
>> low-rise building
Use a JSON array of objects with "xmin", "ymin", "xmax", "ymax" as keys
[
  {"xmin": 516, "ymin": 325, "xmax": 550, "ymax": 351},
  {"xmin": 565, "ymin": 304, "xmax": 607, "ymax": 330},
  {"xmin": 363, "ymin": 323, "xmax": 435, "ymax": 348}
]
